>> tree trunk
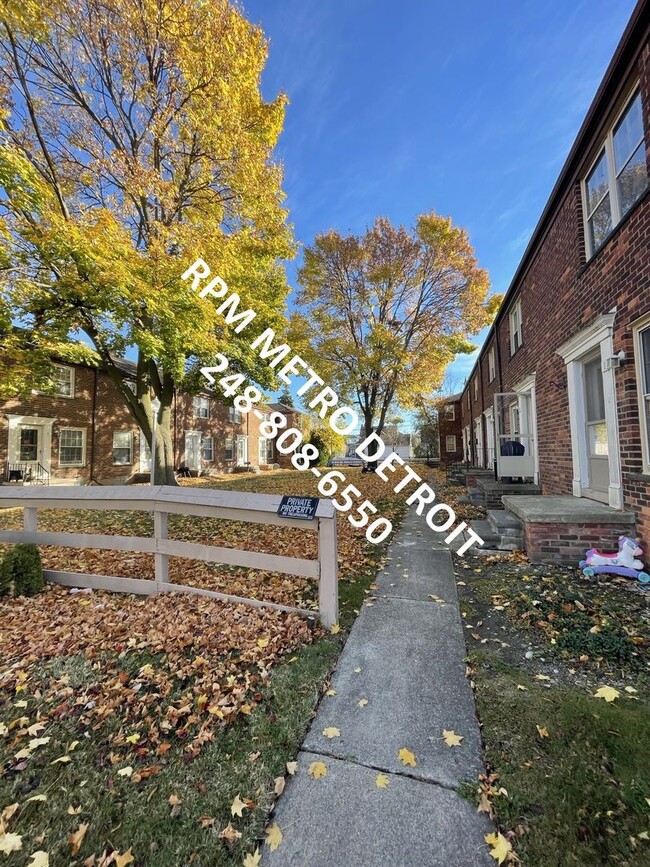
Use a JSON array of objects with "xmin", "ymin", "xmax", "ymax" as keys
[{"xmin": 151, "ymin": 400, "xmax": 177, "ymax": 486}]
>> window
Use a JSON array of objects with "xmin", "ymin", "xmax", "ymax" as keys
[
  {"xmin": 224, "ymin": 437, "xmax": 234, "ymax": 460},
  {"xmin": 53, "ymin": 365, "xmax": 74, "ymax": 397},
  {"xmin": 112, "ymin": 431, "xmax": 133, "ymax": 465},
  {"xmin": 509, "ymin": 300, "xmax": 522, "ymax": 355},
  {"xmin": 259, "ymin": 437, "xmax": 274, "ymax": 464},
  {"xmin": 445, "ymin": 435, "xmax": 457, "ymax": 453},
  {"xmin": 488, "ymin": 347, "xmax": 496, "ymax": 382},
  {"xmin": 193, "ymin": 396, "xmax": 210, "ymax": 418},
  {"xmin": 59, "ymin": 428, "xmax": 85, "ymax": 466},
  {"xmin": 19, "ymin": 428, "xmax": 39, "ymax": 462},
  {"xmin": 229, "ymin": 406, "xmax": 242, "ymax": 424},
  {"xmin": 583, "ymin": 90, "xmax": 647, "ymax": 257},
  {"xmin": 473, "ymin": 377, "xmax": 478, "ymax": 400},
  {"xmin": 634, "ymin": 318, "xmax": 650, "ymax": 473},
  {"xmin": 445, "ymin": 404, "xmax": 455, "ymax": 421},
  {"xmin": 202, "ymin": 436, "xmax": 214, "ymax": 461}
]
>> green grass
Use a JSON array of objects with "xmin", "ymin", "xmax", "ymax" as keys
[
  {"xmin": 468, "ymin": 653, "xmax": 650, "ymax": 866},
  {"xmin": 0, "ymin": 637, "xmax": 342, "ymax": 866}
]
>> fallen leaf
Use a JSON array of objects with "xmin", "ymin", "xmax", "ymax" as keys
[
  {"xmin": 354, "ymin": 667, "xmax": 362, "ymax": 673},
  {"xmin": 442, "ymin": 730, "xmax": 463, "ymax": 747},
  {"xmin": 69, "ymin": 823, "xmax": 88, "ymax": 856},
  {"xmin": 1, "ymin": 803, "xmax": 19, "ymax": 823},
  {"xmin": 257, "ymin": 638, "xmax": 269, "ymax": 648},
  {"xmin": 243, "ymin": 849, "xmax": 261, "ymax": 867},
  {"xmin": 114, "ymin": 849, "xmax": 134, "ymax": 867},
  {"xmin": 594, "ymin": 686, "xmax": 620, "ymax": 703},
  {"xmin": 218, "ymin": 823, "xmax": 242, "ymax": 847},
  {"xmin": 485, "ymin": 831, "xmax": 512, "ymax": 864},
  {"xmin": 322, "ymin": 727, "xmax": 340, "ymax": 739},
  {"xmin": 25, "ymin": 795, "xmax": 47, "ymax": 804},
  {"xmin": 535, "ymin": 675, "xmax": 551, "ymax": 681},
  {"xmin": 231, "ymin": 795, "xmax": 247, "ymax": 817},
  {"xmin": 168, "ymin": 794, "xmax": 182, "ymax": 806},
  {"xmin": 265, "ymin": 823, "xmax": 283, "ymax": 851},
  {"xmin": 273, "ymin": 776, "xmax": 285, "ymax": 796},
  {"xmin": 308, "ymin": 761, "xmax": 328, "ymax": 779},
  {"xmin": 125, "ymin": 734, "xmax": 140, "ymax": 745},
  {"xmin": 67, "ymin": 805, "xmax": 82, "ymax": 815},
  {"xmin": 624, "ymin": 686, "xmax": 638, "ymax": 694},
  {"xmin": 0, "ymin": 833, "xmax": 22, "ymax": 855},
  {"xmin": 286, "ymin": 761, "xmax": 298, "ymax": 775},
  {"xmin": 51, "ymin": 755, "xmax": 71, "ymax": 765},
  {"xmin": 330, "ymin": 624, "xmax": 341, "ymax": 634},
  {"xmin": 27, "ymin": 852, "xmax": 49, "ymax": 867},
  {"xmin": 358, "ymin": 698, "xmax": 369, "ymax": 707},
  {"xmin": 398, "ymin": 747, "xmax": 417, "ymax": 766},
  {"xmin": 117, "ymin": 767, "xmax": 133, "ymax": 777},
  {"xmin": 536, "ymin": 726, "xmax": 549, "ymax": 738},
  {"xmin": 375, "ymin": 774, "xmax": 390, "ymax": 789},
  {"xmin": 516, "ymin": 685, "xmax": 528, "ymax": 691},
  {"xmin": 326, "ymin": 689, "xmax": 336, "ymax": 697},
  {"xmin": 199, "ymin": 816, "xmax": 215, "ymax": 828}
]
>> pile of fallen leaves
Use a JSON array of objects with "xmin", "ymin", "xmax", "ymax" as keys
[
  {"xmin": 424, "ymin": 468, "xmax": 486, "ymax": 524},
  {"xmin": 0, "ymin": 586, "xmax": 315, "ymax": 775}
]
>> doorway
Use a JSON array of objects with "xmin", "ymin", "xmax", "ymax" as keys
[
  {"xmin": 583, "ymin": 354, "xmax": 610, "ymax": 495},
  {"xmin": 236, "ymin": 435, "xmax": 248, "ymax": 467},
  {"xmin": 184, "ymin": 431, "xmax": 202, "ymax": 471}
]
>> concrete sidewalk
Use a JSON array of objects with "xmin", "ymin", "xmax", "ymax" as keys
[{"xmin": 262, "ymin": 509, "xmax": 494, "ymax": 866}]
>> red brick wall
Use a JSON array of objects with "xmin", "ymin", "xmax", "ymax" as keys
[
  {"xmin": 438, "ymin": 400, "xmax": 463, "ymax": 464},
  {"xmin": 524, "ymin": 521, "xmax": 637, "ymax": 565},
  {"xmin": 458, "ymin": 39, "xmax": 650, "ymax": 543}
]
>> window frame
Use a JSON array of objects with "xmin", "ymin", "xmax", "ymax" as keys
[
  {"xmin": 59, "ymin": 427, "xmax": 86, "ymax": 467},
  {"xmin": 228, "ymin": 406, "xmax": 242, "ymax": 424},
  {"xmin": 193, "ymin": 396, "xmax": 210, "ymax": 419},
  {"xmin": 473, "ymin": 377, "xmax": 478, "ymax": 401},
  {"xmin": 633, "ymin": 313, "xmax": 650, "ymax": 474},
  {"xmin": 112, "ymin": 430, "xmax": 133, "ymax": 466},
  {"xmin": 488, "ymin": 347, "xmax": 496, "ymax": 382},
  {"xmin": 224, "ymin": 436, "xmax": 234, "ymax": 461},
  {"xmin": 445, "ymin": 434, "xmax": 457, "ymax": 453},
  {"xmin": 509, "ymin": 299, "xmax": 523, "ymax": 355},
  {"xmin": 582, "ymin": 87, "xmax": 647, "ymax": 259},
  {"xmin": 202, "ymin": 436, "xmax": 214, "ymax": 462},
  {"xmin": 35, "ymin": 364, "xmax": 75, "ymax": 398},
  {"xmin": 445, "ymin": 404, "xmax": 455, "ymax": 421}
]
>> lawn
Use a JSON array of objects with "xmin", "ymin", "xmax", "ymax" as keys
[
  {"xmin": 455, "ymin": 548, "xmax": 650, "ymax": 866},
  {"xmin": 0, "ymin": 470, "xmax": 406, "ymax": 865}
]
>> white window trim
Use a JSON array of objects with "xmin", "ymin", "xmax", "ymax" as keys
[
  {"xmin": 202, "ymin": 435, "xmax": 214, "ymax": 462},
  {"xmin": 445, "ymin": 404, "xmax": 455, "ymax": 421},
  {"xmin": 229, "ymin": 406, "xmax": 242, "ymax": 424},
  {"xmin": 59, "ymin": 427, "xmax": 86, "ymax": 467},
  {"xmin": 445, "ymin": 434, "xmax": 457, "ymax": 453},
  {"xmin": 473, "ymin": 377, "xmax": 478, "ymax": 400},
  {"xmin": 193, "ymin": 396, "xmax": 210, "ymax": 419},
  {"xmin": 488, "ymin": 347, "xmax": 496, "ymax": 382},
  {"xmin": 224, "ymin": 437, "xmax": 234, "ymax": 461},
  {"xmin": 633, "ymin": 312, "xmax": 650, "ymax": 474},
  {"xmin": 112, "ymin": 430, "xmax": 133, "ymax": 466},
  {"xmin": 509, "ymin": 300, "xmax": 523, "ymax": 355},
  {"xmin": 581, "ymin": 86, "xmax": 646, "ymax": 259},
  {"xmin": 35, "ymin": 364, "xmax": 75, "ymax": 398}
]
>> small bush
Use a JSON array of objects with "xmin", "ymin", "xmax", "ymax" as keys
[{"xmin": 0, "ymin": 544, "xmax": 44, "ymax": 597}]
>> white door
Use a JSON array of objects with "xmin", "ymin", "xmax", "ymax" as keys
[
  {"xmin": 582, "ymin": 355, "xmax": 610, "ymax": 493},
  {"xmin": 184, "ymin": 431, "xmax": 202, "ymax": 470},
  {"xmin": 139, "ymin": 433, "xmax": 152, "ymax": 473},
  {"xmin": 474, "ymin": 418, "xmax": 484, "ymax": 467},
  {"xmin": 236, "ymin": 435, "xmax": 248, "ymax": 467},
  {"xmin": 484, "ymin": 409, "xmax": 495, "ymax": 469}
]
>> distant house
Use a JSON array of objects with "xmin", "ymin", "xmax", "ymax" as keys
[
  {"xmin": 437, "ymin": 394, "xmax": 463, "ymax": 465},
  {"xmin": 0, "ymin": 356, "xmax": 298, "ymax": 485},
  {"xmin": 453, "ymin": 0, "xmax": 650, "ymax": 559}
]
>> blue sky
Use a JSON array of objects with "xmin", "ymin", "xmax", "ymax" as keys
[{"xmin": 243, "ymin": 0, "xmax": 637, "ymax": 400}]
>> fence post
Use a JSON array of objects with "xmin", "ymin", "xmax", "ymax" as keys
[
  {"xmin": 23, "ymin": 507, "xmax": 37, "ymax": 533},
  {"xmin": 318, "ymin": 515, "xmax": 338, "ymax": 629},
  {"xmin": 154, "ymin": 509, "xmax": 169, "ymax": 587}
]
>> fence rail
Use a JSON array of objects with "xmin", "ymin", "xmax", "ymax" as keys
[{"xmin": 0, "ymin": 485, "xmax": 338, "ymax": 627}]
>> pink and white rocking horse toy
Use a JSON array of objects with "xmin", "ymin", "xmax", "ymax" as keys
[{"xmin": 580, "ymin": 535, "xmax": 650, "ymax": 583}]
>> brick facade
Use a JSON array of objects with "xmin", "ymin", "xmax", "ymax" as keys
[
  {"xmin": 437, "ymin": 395, "xmax": 463, "ymax": 464},
  {"xmin": 0, "ymin": 362, "xmax": 303, "ymax": 484},
  {"xmin": 458, "ymin": 2, "xmax": 650, "ymax": 543}
]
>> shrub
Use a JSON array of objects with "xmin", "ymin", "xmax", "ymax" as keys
[{"xmin": 0, "ymin": 544, "xmax": 44, "ymax": 597}]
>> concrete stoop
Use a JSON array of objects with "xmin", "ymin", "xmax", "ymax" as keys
[
  {"xmin": 476, "ymin": 477, "xmax": 541, "ymax": 508},
  {"xmin": 471, "ymin": 509, "xmax": 524, "ymax": 552}
]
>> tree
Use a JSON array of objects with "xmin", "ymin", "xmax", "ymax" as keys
[
  {"xmin": 277, "ymin": 386, "xmax": 295, "ymax": 408},
  {"xmin": 294, "ymin": 214, "xmax": 500, "ymax": 438},
  {"xmin": 0, "ymin": 0, "xmax": 293, "ymax": 483}
]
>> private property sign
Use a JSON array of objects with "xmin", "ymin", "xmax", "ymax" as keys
[{"xmin": 277, "ymin": 496, "xmax": 320, "ymax": 521}]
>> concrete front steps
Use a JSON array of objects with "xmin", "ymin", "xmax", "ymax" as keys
[
  {"xmin": 502, "ymin": 495, "xmax": 637, "ymax": 564},
  {"xmin": 474, "ymin": 477, "xmax": 542, "ymax": 508},
  {"xmin": 471, "ymin": 509, "xmax": 524, "ymax": 552}
]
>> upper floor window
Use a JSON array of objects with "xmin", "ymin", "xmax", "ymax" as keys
[
  {"xmin": 473, "ymin": 377, "xmax": 478, "ymax": 401},
  {"xmin": 633, "ymin": 315, "xmax": 650, "ymax": 474},
  {"xmin": 53, "ymin": 365, "xmax": 74, "ymax": 397},
  {"xmin": 193, "ymin": 396, "xmax": 210, "ymax": 418},
  {"xmin": 229, "ymin": 406, "xmax": 242, "ymax": 424},
  {"xmin": 509, "ymin": 299, "xmax": 522, "ymax": 355},
  {"xmin": 445, "ymin": 404, "xmax": 455, "ymax": 421},
  {"xmin": 488, "ymin": 347, "xmax": 496, "ymax": 382},
  {"xmin": 583, "ymin": 90, "xmax": 647, "ymax": 258}
]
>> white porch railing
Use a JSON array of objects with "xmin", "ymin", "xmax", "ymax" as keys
[{"xmin": 0, "ymin": 486, "xmax": 338, "ymax": 628}]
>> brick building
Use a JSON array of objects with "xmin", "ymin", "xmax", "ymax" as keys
[
  {"xmin": 437, "ymin": 394, "xmax": 464, "ymax": 465},
  {"xmin": 0, "ymin": 357, "xmax": 304, "ymax": 485},
  {"xmin": 457, "ymin": 0, "xmax": 650, "ymax": 553}
]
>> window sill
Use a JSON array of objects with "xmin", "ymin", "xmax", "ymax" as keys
[{"xmin": 628, "ymin": 472, "xmax": 650, "ymax": 483}]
